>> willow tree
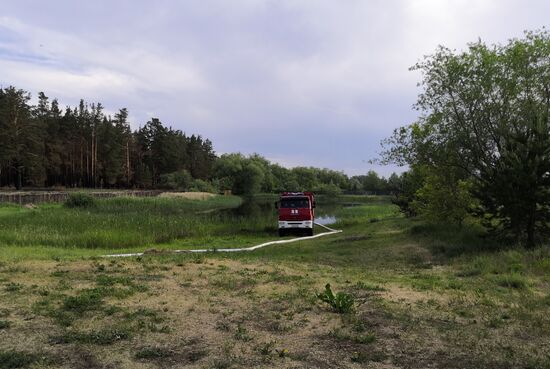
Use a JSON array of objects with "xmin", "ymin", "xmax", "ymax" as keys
[{"xmin": 382, "ymin": 30, "xmax": 550, "ymax": 247}]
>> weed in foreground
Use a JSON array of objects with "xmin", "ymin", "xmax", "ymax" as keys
[
  {"xmin": 4, "ymin": 282, "xmax": 22, "ymax": 292},
  {"xmin": 211, "ymin": 358, "xmax": 233, "ymax": 369},
  {"xmin": 135, "ymin": 346, "xmax": 174, "ymax": 360},
  {"xmin": 255, "ymin": 341, "xmax": 276, "ymax": 356},
  {"xmin": 350, "ymin": 351, "xmax": 369, "ymax": 363},
  {"xmin": 0, "ymin": 351, "xmax": 47, "ymax": 369},
  {"xmin": 351, "ymin": 350, "xmax": 387, "ymax": 364},
  {"xmin": 354, "ymin": 333, "xmax": 377, "ymax": 344},
  {"xmin": 234, "ymin": 324, "xmax": 253, "ymax": 342},
  {"xmin": 51, "ymin": 327, "xmax": 132, "ymax": 345},
  {"xmin": 62, "ymin": 289, "xmax": 104, "ymax": 313},
  {"xmin": 355, "ymin": 281, "xmax": 386, "ymax": 292},
  {"xmin": 317, "ymin": 283, "xmax": 355, "ymax": 313},
  {"xmin": 0, "ymin": 320, "xmax": 10, "ymax": 330},
  {"xmin": 215, "ymin": 319, "xmax": 231, "ymax": 332},
  {"xmin": 493, "ymin": 273, "xmax": 529, "ymax": 290}
]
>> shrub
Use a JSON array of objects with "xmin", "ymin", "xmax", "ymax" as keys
[
  {"xmin": 0, "ymin": 351, "xmax": 45, "ymax": 369},
  {"xmin": 62, "ymin": 289, "xmax": 104, "ymax": 313},
  {"xmin": 189, "ymin": 179, "xmax": 218, "ymax": 193},
  {"xmin": 158, "ymin": 170, "xmax": 193, "ymax": 190},
  {"xmin": 4, "ymin": 283, "xmax": 22, "ymax": 292},
  {"xmin": 135, "ymin": 346, "xmax": 173, "ymax": 360},
  {"xmin": 493, "ymin": 274, "xmax": 529, "ymax": 290},
  {"xmin": 64, "ymin": 193, "xmax": 96, "ymax": 208},
  {"xmin": 317, "ymin": 284, "xmax": 355, "ymax": 313},
  {"xmin": 314, "ymin": 183, "xmax": 342, "ymax": 196}
]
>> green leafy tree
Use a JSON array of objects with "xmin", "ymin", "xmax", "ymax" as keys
[{"xmin": 381, "ymin": 30, "xmax": 550, "ymax": 247}]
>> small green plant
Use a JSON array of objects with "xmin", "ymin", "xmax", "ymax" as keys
[
  {"xmin": 64, "ymin": 192, "xmax": 96, "ymax": 208},
  {"xmin": 215, "ymin": 320, "xmax": 230, "ymax": 332},
  {"xmin": 355, "ymin": 281, "xmax": 386, "ymax": 292},
  {"xmin": 234, "ymin": 324, "xmax": 252, "ymax": 341},
  {"xmin": 0, "ymin": 320, "xmax": 10, "ymax": 330},
  {"xmin": 350, "ymin": 351, "xmax": 369, "ymax": 363},
  {"xmin": 0, "ymin": 351, "xmax": 40, "ymax": 369},
  {"xmin": 52, "ymin": 327, "xmax": 131, "ymax": 345},
  {"xmin": 62, "ymin": 289, "xmax": 104, "ymax": 313},
  {"xmin": 135, "ymin": 346, "xmax": 173, "ymax": 359},
  {"xmin": 493, "ymin": 274, "xmax": 529, "ymax": 290},
  {"xmin": 354, "ymin": 333, "xmax": 376, "ymax": 344},
  {"xmin": 317, "ymin": 284, "xmax": 355, "ymax": 313},
  {"xmin": 256, "ymin": 341, "xmax": 276, "ymax": 356},
  {"xmin": 276, "ymin": 348, "xmax": 289, "ymax": 358},
  {"xmin": 4, "ymin": 283, "xmax": 22, "ymax": 292}
]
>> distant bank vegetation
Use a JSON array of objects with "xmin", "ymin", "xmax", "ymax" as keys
[{"xmin": 0, "ymin": 88, "xmax": 397, "ymax": 195}]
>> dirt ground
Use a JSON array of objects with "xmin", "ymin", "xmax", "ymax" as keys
[{"xmin": 0, "ymin": 255, "xmax": 548, "ymax": 369}]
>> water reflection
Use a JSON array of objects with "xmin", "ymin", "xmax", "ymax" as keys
[{"xmin": 221, "ymin": 196, "xmax": 339, "ymax": 224}]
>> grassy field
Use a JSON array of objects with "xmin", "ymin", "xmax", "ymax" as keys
[
  {"xmin": 0, "ymin": 195, "xmax": 282, "ymax": 259},
  {"xmin": 0, "ymin": 195, "xmax": 548, "ymax": 368}
]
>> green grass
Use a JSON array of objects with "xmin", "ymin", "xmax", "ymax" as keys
[
  {"xmin": 0, "ymin": 194, "xmax": 398, "ymax": 260},
  {"xmin": 0, "ymin": 194, "xmax": 548, "ymax": 368},
  {"xmin": 0, "ymin": 195, "xmax": 281, "ymax": 258}
]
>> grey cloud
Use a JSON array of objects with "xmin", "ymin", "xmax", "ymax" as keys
[{"xmin": 1, "ymin": 1, "xmax": 549, "ymax": 176}]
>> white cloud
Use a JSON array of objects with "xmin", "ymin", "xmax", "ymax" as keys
[{"xmin": 0, "ymin": 16, "xmax": 208, "ymax": 100}]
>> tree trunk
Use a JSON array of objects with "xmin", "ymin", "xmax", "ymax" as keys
[
  {"xmin": 91, "ymin": 128, "xmax": 95, "ymax": 187},
  {"xmin": 94, "ymin": 132, "xmax": 98, "ymax": 187},
  {"xmin": 15, "ymin": 165, "xmax": 22, "ymax": 190},
  {"xmin": 126, "ymin": 140, "xmax": 130, "ymax": 187},
  {"xmin": 526, "ymin": 211, "xmax": 536, "ymax": 249}
]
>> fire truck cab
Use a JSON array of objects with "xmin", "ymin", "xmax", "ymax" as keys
[{"xmin": 275, "ymin": 192, "xmax": 315, "ymax": 237}]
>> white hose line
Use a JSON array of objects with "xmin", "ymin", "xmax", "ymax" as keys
[{"xmin": 102, "ymin": 222, "xmax": 342, "ymax": 258}]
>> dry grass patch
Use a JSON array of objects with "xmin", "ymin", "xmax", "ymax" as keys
[{"xmin": 159, "ymin": 192, "xmax": 217, "ymax": 200}]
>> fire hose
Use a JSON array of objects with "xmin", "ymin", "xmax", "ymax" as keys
[{"xmin": 103, "ymin": 222, "xmax": 342, "ymax": 258}]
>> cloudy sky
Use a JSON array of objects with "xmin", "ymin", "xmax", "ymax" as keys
[{"xmin": 1, "ymin": 1, "xmax": 548, "ymax": 176}]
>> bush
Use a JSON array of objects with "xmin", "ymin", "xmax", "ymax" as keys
[
  {"xmin": 317, "ymin": 284, "xmax": 355, "ymax": 313},
  {"xmin": 0, "ymin": 351, "xmax": 40, "ymax": 369},
  {"xmin": 493, "ymin": 273, "xmax": 529, "ymax": 290},
  {"xmin": 64, "ymin": 193, "xmax": 96, "ymax": 208},
  {"xmin": 314, "ymin": 183, "xmax": 342, "ymax": 196},
  {"xmin": 189, "ymin": 179, "xmax": 218, "ymax": 193},
  {"xmin": 411, "ymin": 173, "xmax": 475, "ymax": 227},
  {"xmin": 158, "ymin": 170, "xmax": 193, "ymax": 190}
]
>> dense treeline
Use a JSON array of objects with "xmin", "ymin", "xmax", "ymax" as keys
[
  {"xmin": 0, "ymin": 87, "xmax": 215, "ymax": 189},
  {"xmin": 0, "ymin": 86, "xmax": 394, "ymax": 195},
  {"xmin": 152, "ymin": 153, "xmax": 397, "ymax": 196},
  {"xmin": 380, "ymin": 30, "xmax": 550, "ymax": 247},
  {"xmin": 211, "ymin": 154, "xmax": 395, "ymax": 195}
]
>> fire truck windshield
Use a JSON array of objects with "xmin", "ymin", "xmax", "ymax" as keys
[{"xmin": 280, "ymin": 197, "xmax": 309, "ymax": 209}]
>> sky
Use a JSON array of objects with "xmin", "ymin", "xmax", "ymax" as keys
[{"xmin": 1, "ymin": 1, "xmax": 549, "ymax": 176}]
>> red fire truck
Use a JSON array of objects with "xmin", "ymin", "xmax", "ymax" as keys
[{"xmin": 275, "ymin": 192, "xmax": 315, "ymax": 236}]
